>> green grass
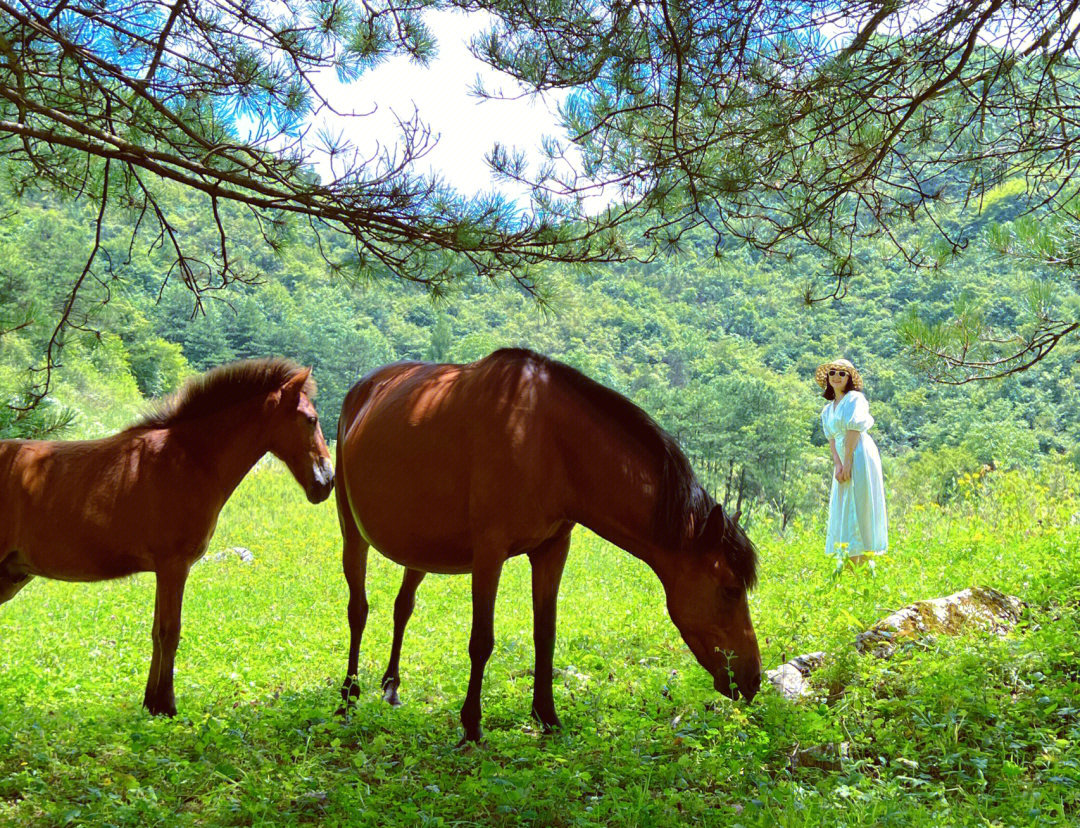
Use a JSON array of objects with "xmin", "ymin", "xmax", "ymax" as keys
[{"xmin": 1, "ymin": 463, "xmax": 1078, "ymax": 827}]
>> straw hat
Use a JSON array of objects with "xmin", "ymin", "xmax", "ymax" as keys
[{"xmin": 814, "ymin": 358, "xmax": 863, "ymax": 391}]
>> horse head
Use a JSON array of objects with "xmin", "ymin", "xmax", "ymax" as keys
[
  {"xmin": 659, "ymin": 504, "xmax": 761, "ymax": 701},
  {"xmin": 268, "ymin": 368, "xmax": 334, "ymax": 503}
]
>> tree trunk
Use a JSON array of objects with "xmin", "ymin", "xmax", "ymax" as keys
[
  {"xmin": 734, "ymin": 466, "xmax": 746, "ymax": 518},
  {"xmin": 723, "ymin": 460, "xmax": 735, "ymax": 510},
  {"xmin": 778, "ymin": 457, "xmax": 790, "ymax": 531}
]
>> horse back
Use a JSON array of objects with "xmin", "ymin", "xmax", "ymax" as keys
[
  {"xmin": 336, "ymin": 352, "xmax": 575, "ymax": 571},
  {"xmin": 0, "ymin": 431, "xmax": 216, "ymax": 580}
]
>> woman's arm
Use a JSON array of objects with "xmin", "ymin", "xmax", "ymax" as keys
[
  {"xmin": 829, "ymin": 438, "xmax": 843, "ymax": 481},
  {"xmin": 840, "ymin": 430, "xmax": 859, "ymax": 482}
]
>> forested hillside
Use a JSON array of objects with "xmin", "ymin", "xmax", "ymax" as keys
[{"xmin": 2, "ymin": 180, "xmax": 1078, "ymax": 526}]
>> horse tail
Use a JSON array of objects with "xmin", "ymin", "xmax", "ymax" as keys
[{"xmin": 335, "ymin": 385, "xmax": 364, "ymax": 545}]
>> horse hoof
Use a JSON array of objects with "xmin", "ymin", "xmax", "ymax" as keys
[
  {"xmin": 531, "ymin": 707, "xmax": 562, "ymax": 733},
  {"xmin": 382, "ymin": 687, "xmax": 402, "ymax": 706},
  {"xmin": 336, "ymin": 696, "xmax": 359, "ymax": 718},
  {"xmin": 455, "ymin": 721, "xmax": 485, "ymax": 748},
  {"xmin": 336, "ymin": 695, "xmax": 358, "ymax": 718},
  {"xmin": 340, "ymin": 678, "xmax": 361, "ymax": 705}
]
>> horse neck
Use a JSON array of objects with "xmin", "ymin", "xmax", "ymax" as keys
[
  {"xmin": 554, "ymin": 393, "xmax": 673, "ymax": 572},
  {"xmin": 166, "ymin": 396, "xmax": 272, "ymax": 502}
]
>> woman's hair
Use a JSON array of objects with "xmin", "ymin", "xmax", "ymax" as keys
[{"xmin": 822, "ymin": 373, "xmax": 858, "ymax": 400}]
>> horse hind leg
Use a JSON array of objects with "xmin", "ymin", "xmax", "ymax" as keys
[{"xmin": 381, "ymin": 568, "xmax": 426, "ymax": 706}]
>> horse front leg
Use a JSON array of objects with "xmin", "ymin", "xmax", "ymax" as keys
[
  {"xmin": 338, "ymin": 502, "xmax": 370, "ymax": 711},
  {"xmin": 381, "ymin": 567, "xmax": 426, "ymax": 706},
  {"xmin": 459, "ymin": 554, "xmax": 504, "ymax": 745},
  {"xmin": 144, "ymin": 561, "xmax": 190, "ymax": 717},
  {"xmin": 528, "ymin": 530, "xmax": 571, "ymax": 732}
]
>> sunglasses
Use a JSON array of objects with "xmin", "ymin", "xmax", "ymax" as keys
[{"xmin": 828, "ymin": 369, "xmax": 849, "ymax": 377}]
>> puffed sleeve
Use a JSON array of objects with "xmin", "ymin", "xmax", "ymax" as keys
[{"xmin": 840, "ymin": 392, "xmax": 874, "ymax": 432}]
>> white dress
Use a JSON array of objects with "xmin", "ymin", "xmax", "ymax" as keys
[{"xmin": 821, "ymin": 391, "xmax": 888, "ymax": 558}]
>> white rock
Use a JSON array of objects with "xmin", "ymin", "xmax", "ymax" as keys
[
  {"xmin": 765, "ymin": 586, "xmax": 1025, "ymax": 701},
  {"xmin": 202, "ymin": 546, "xmax": 255, "ymax": 564},
  {"xmin": 765, "ymin": 651, "xmax": 825, "ymax": 700},
  {"xmin": 855, "ymin": 586, "xmax": 1025, "ymax": 657}
]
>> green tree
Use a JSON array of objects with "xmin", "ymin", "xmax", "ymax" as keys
[
  {"xmin": 7, "ymin": 1, "xmax": 1080, "ymax": 402},
  {"xmin": 426, "ymin": 314, "xmax": 455, "ymax": 362},
  {"xmin": 128, "ymin": 338, "xmax": 189, "ymax": 399},
  {"xmin": 0, "ymin": 1, "xmax": 628, "ymax": 406}
]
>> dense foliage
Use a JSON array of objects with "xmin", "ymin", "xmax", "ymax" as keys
[{"xmin": 0, "ymin": 0, "xmax": 616, "ymax": 287}]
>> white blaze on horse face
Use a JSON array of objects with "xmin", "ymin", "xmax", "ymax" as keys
[{"xmin": 312, "ymin": 456, "xmax": 334, "ymax": 488}]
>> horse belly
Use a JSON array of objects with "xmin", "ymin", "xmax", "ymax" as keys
[
  {"xmin": 350, "ymin": 485, "xmax": 475, "ymax": 574},
  {"xmin": 9, "ymin": 491, "xmax": 156, "ymax": 581},
  {"xmin": 18, "ymin": 541, "xmax": 150, "ymax": 582},
  {"xmin": 369, "ymin": 535, "xmax": 474, "ymax": 575},
  {"xmin": 3, "ymin": 440, "xmax": 159, "ymax": 581},
  {"xmin": 342, "ymin": 426, "xmax": 475, "ymax": 573}
]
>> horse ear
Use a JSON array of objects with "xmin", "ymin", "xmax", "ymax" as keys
[
  {"xmin": 283, "ymin": 367, "xmax": 312, "ymax": 396},
  {"xmin": 733, "ymin": 509, "xmax": 742, "ymax": 528},
  {"xmin": 699, "ymin": 504, "xmax": 728, "ymax": 548}
]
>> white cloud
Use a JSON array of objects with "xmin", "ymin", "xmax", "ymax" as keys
[{"xmin": 309, "ymin": 10, "xmax": 564, "ymax": 203}]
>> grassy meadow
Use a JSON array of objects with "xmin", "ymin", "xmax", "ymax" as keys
[{"xmin": 1, "ymin": 462, "xmax": 1079, "ymax": 827}]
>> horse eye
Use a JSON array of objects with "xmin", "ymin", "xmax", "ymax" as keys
[
  {"xmin": 721, "ymin": 586, "xmax": 743, "ymax": 602},
  {"xmin": 306, "ymin": 414, "xmax": 317, "ymax": 425}
]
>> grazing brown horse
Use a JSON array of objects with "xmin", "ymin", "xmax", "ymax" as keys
[
  {"xmin": 0, "ymin": 358, "xmax": 334, "ymax": 716},
  {"xmin": 335, "ymin": 348, "xmax": 760, "ymax": 744}
]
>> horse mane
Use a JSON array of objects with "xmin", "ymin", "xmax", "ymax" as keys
[
  {"xmin": 135, "ymin": 357, "xmax": 316, "ymax": 429},
  {"xmin": 486, "ymin": 349, "xmax": 757, "ymax": 589},
  {"xmin": 489, "ymin": 349, "xmax": 704, "ymax": 533},
  {"xmin": 722, "ymin": 512, "xmax": 758, "ymax": 590}
]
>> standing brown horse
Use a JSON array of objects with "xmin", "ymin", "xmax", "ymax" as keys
[
  {"xmin": 335, "ymin": 348, "xmax": 760, "ymax": 744},
  {"xmin": 0, "ymin": 358, "xmax": 334, "ymax": 716}
]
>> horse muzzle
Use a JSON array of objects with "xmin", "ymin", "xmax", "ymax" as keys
[
  {"xmin": 307, "ymin": 458, "xmax": 335, "ymax": 503},
  {"xmin": 714, "ymin": 668, "xmax": 761, "ymax": 702}
]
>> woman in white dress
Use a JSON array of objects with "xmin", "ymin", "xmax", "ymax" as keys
[{"xmin": 816, "ymin": 359, "xmax": 888, "ymax": 566}]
